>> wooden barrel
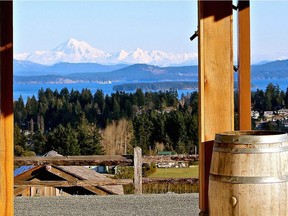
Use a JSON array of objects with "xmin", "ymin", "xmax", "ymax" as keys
[{"xmin": 209, "ymin": 130, "xmax": 288, "ymax": 216}]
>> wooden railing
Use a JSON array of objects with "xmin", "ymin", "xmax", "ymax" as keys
[
  {"xmin": 14, "ymin": 147, "xmax": 199, "ymax": 194},
  {"xmin": 14, "ymin": 155, "xmax": 133, "ymax": 166}
]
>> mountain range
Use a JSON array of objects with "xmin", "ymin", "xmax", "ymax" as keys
[
  {"xmin": 14, "ymin": 63, "xmax": 198, "ymax": 83},
  {"xmin": 251, "ymin": 60, "xmax": 288, "ymax": 79},
  {"xmin": 14, "ymin": 59, "xmax": 288, "ymax": 84},
  {"xmin": 13, "ymin": 38, "xmax": 288, "ymax": 84},
  {"xmin": 14, "ymin": 60, "xmax": 128, "ymax": 76},
  {"xmin": 15, "ymin": 38, "xmax": 198, "ymax": 67}
]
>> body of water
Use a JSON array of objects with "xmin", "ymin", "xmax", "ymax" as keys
[
  {"xmin": 13, "ymin": 79, "xmax": 288, "ymax": 102},
  {"xmin": 13, "ymin": 81, "xmax": 197, "ymax": 102},
  {"xmin": 14, "ymin": 82, "xmax": 119, "ymax": 101},
  {"xmin": 251, "ymin": 79, "xmax": 288, "ymax": 91}
]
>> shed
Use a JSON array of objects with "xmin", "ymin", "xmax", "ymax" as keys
[{"xmin": 14, "ymin": 165, "xmax": 124, "ymax": 196}]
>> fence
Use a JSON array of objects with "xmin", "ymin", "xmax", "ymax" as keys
[{"xmin": 14, "ymin": 147, "xmax": 199, "ymax": 195}]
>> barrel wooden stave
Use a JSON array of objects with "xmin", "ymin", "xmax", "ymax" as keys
[
  {"xmin": 209, "ymin": 131, "xmax": 288, "ymax": 216},
  {"xmin": 210, "ymin": 146, "xmax": 288, "ymax": 178},
  {"xmin": 209, "ymin": 181, "xmax": 288, "ymax": 216}
]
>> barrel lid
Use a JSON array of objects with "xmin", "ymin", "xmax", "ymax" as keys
[{"xmin": 215, "ymin": 130, "xmax": 288, "ymax": 144}]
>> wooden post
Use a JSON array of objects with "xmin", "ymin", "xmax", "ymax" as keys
[
  {"xmin": 0, "ymin": 1, "xmax": 14, "ymax": 215},
  {"xmin": 238, "ymin": 0, "xmax": 251, "ymax": 130},
  {"xmin": 134, "ymin": 147, "xmax": 142, "ymax": 194},
  {"xmin": 198, "ymin": 1, "xmax": 234, "ymax": 214}
]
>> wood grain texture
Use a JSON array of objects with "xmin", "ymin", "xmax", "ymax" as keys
[
  {"xmin": 14, "ymin": 179, "xmax": 133, "ymax": 187},
  {"xmin": 198, "ymin": 0, "xmax": 234, "ymax": 212},
  {"xmin": 14, "ymin": 155, "xmax": 133, "ymax": 166},
  {"xmin": 14, "ymin": 154, "xmax": 198, "ymax": 166},
  {"xmin": 0, "ymin": 1, "xmax": 13, "ymax": 216},
  {"xmin": 134, "ymin": 147, "xmax": 142, "ymax": 194},
  {"xmin": 238, "ymin": 0, "xmax": 251, "ymax": 130},
  {"xmin": 47, "ymin": 166, "xmax": 110, "ymax": 195},
  {"xmin": 209, "ymin": 131, "xmax": 288, "ymax": 215}
]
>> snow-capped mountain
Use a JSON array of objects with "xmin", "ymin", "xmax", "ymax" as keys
[
  {"xmin": 111, "ymin": 48, "xmax": 198, "ymax": 66},
  {"xmin": 15, "ymin": 39, "xmax": 111, "ymax": 65},
  {"xmin": 14, "ymin": 38, "xmax": 198, "ymax": 66}
]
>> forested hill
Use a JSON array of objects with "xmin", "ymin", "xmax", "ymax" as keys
[
  {"xmin": 113, "ymin": 81, "xmax": 198, "ymax": 91},
  {"xmin": 14, "ymin": 88, "xmax": 199, "ymax": 157},
  {"xmin": 252, "ymin": 59, "xmax": 288, "ymax": 79},
  {"xmin": 14, "ymin": 59, "xmax": 288, "ymax": 83},
  {"xmin": 14, "ymin": 82, "xmax": 288, "ymax": 157},
  {"xmin": 14, "ymin": 63, "xmax": 198, "ymax": 83},
  {"xmin": 14, "ymin": 60, "xmax": 128, "ymax": 76}
]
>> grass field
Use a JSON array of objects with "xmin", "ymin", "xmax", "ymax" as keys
[
  {"xmin": 149, "ymin": 166, "xmax": 199, "ymax": 178},
  {"xmin": 123, "ymin": 166, "xmax": 199, "ymax": 194}
]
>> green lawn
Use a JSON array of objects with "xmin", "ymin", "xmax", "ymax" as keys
[{"xmin": 149, "ymin": 166, "xmax": 199, "ymax": 178}]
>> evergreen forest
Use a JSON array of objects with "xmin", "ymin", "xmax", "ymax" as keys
[
  {"xmin": 14, "ymin": 88, "xmax": 198, "ymax": 156},
  {"xmin": 14, "ymin": 83, "xmax": 288, "ymax": 157}
]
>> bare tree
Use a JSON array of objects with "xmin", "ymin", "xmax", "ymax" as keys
[{"xmin": 101, "ymin": 119, "xmax": 133, "ymax": 155}]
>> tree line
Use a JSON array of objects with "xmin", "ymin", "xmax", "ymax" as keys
[
  {"xmin": 14, "ymin": 88, "xmax": 198, "ymax": 156},
  {"xmin": 14, "ymin": 82, "xmax": 287, "ymax": 157},
  {"xmin": 251, "ymin": 83, "xmax": 288, "ymax": 112},
  {"xmin": 233, "ymin": 83, "xmax": 288, "ymax": 129}
]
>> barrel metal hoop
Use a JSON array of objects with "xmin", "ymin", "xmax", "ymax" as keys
[
  {"xmin": 215, "ymin": 131, "xmax": 288, "ymax": 144},
  {"xmin": 209, "ymin": 173, "xmax": 288, "ymax": 184},
  {"xmin": 213, "ymin": 145, "xmax": 288, "ymax": 154}
]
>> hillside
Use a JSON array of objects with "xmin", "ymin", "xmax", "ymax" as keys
[
  {"xmin": 252, "ymin": 59, "xmax": 288, "ymax": 79},
  {"xmin": 14, "ymin": 63, "xmax": 198, "ymax": 83},
  {"xmin": 113, "ymin": 81, "xmax": 198, "ymax": 91},
  {"xmin": 14, "ymin": 60, "xmax": 128, "ymax": 76},
  {"xmin": 13, "ymin": 59, "xmax": 288, "ymax": 84}
]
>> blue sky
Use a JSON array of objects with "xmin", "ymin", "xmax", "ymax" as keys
[{"xmin": 13, "ymin": 0, "xmax": 288, "ymax": 63}]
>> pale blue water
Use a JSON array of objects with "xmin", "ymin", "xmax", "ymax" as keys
[
  {"xmin": 251, "ymin": 79, "xmax": 288, "ymax": 91},
  {"xmin": 13, "ymin": 81, "xmax": 197, "ymax": 102},
  {"xmin": 13, "ymin": 79, "xmax": 288, "ymax": 102},
  {"xmin": 14, "ymin": 82, "xmax": 119, "ymax": 101}
]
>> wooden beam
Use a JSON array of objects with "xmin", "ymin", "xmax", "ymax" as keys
[
  {"xmin": 14, "ymin": 155, "xmax": 133, "ymax": 166},
  {"xmin": 134, "ymin": 147, "xmax": 142, "ymax": 194},
  {"xmin": 14, "ymin": 178, "xmax": 198, "ymax": 187},
  {"xmin": 14, "ymin": 179, "xmax": 133, "ymax": 187},
  {"xmin": 143, "ymin": 178, "xmax": 199, "ymax": 185},
  {"xmin": 14, "ymin": 154, "xmax": 198, "ymax": 166},
  {"xmin": 0, "ymin": 1, "xmax": 13, "ymax": 215},
  {"xmin": 14, "ymin": 187, "xmax": 29, "ymax": 196},
  {"xmin": 142, "ymin": 155, "xmax": 198, "ymax": 164},
  {"xmin": 47, "ymin": 166, "xmax": 78, "ymax": 182},
  {"xmin": 238, "ymin": 0, "xmax": 251, "ymax": 130},
  {"xmin": 198, "ymin": 0, "xmax": 234, "ymax": 213},
  {"xmin": 47, "ymin": 166, "xmax": 111, "ymax": 195},
  {"xmin": 83, "ymin": 185, "xmax": 110, "ymax": 195},
  {"xmin": 14, "ymin": 166, "xmax": 44, "ymax": 181}
]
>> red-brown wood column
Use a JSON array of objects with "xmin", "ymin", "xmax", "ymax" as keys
[
  {"xmin": 0, "ymin": 1, "xmax": 14, "ymax": 215},
  {"xmin": 238, "ymin": 0, "xmax": 251, "ymax": 130},
  {"xmin": 198, "ymin": 1, "xmax": 234, "ymax": 214}
]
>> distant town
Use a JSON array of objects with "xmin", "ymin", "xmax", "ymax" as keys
[{"xmin": 252, "ymin": 109, "xmax": 288, "ymax": 131}]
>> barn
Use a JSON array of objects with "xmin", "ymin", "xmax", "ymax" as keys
[{"xmin": 14, "ymin": 151, "xmax": 124, "ymax": 196}]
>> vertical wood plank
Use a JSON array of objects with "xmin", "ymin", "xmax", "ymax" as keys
[
  {"xmin": 134, "ymin": 147, "xmax": 142, "ymax": 194},
  {"xmin": 238, "ymin": 0, "xmax": 251, "ymax": 130},
  {"xmin": 0, "ymin": 1, "xmax": 14, "ymax": 216},
  {"xmin": 198, "ymin": 0, "xmax": 234, "ymax": 213}
]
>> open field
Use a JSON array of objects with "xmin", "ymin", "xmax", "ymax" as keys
[{"xmin": 149, "ymin": 166, "xmax": 199, "ymax": 178}]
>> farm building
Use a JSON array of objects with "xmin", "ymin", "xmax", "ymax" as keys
[
  {"xmin": 14, "ymin": 151, "xmax": 124, "ymax": 196},
  {"xmin": 14, "ymin": 165, "xmax": 124, "ymax": 196}
]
